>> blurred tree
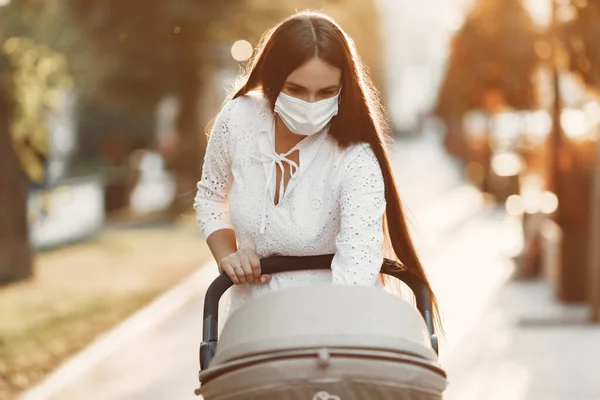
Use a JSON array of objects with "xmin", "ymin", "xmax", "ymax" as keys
[
  {"xmin": 66, "ymin": 0, "xmax": 385, "ymax": 216},
  {"xmin": 73, "ymin": 96, "xmax": 157, "ymax": 213},
  {"xmin": 563, "ymin": 0, "xmax": 600, "ymax": 318},
  {"xmin": 550, "ymin": 0, "xmax": 600, "ymax": 305},
  {"xmin": 434, "ymin": 0, "xmax": 540, "ymax": 120},
  {"xmin": 562, "ymin": 0, "xmax": 600, "ymax": 90},
  {"xmin": 65, "ymin": 0, "xmax": 249, "ymax": 215},
  {"xmin": 0, "ymin": 0, "xmax": 74, "ymax": 283},
  {"xmin": 0, "ymin": 49, "xmax": 31, "ymax": 285}
]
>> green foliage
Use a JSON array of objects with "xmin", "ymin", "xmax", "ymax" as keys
[
  {"xmin": 0, "ymin": 1, "xmax": 75, "ymax": 184},
  {"xmin": 1, "ymin": 36, "xmax": 72, "ymax": 183}
]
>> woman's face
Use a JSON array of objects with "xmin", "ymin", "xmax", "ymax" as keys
[{"xmin": 281, "ymin": 56, "xmax": 342, "ymax": 103}]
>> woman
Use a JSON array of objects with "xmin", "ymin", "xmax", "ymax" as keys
[{"xmin": 194, "ymin": 10, "xmax": 439, "ymax": 324}]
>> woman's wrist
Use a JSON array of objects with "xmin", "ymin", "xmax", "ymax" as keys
[{"xmin": 206, "ymin": 229, "xmax": 238, "ymax": 268}]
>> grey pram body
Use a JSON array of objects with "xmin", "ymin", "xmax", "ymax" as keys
[{"xmin": 195, "ymin": 255, "xmax": 448, "ymax": 399}]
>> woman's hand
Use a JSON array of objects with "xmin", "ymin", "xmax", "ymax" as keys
[{"xmin": 219, "ymin": 248, "xmax": 272, "ymax": 285}]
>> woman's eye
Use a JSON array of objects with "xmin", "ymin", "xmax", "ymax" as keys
[{"xmin": 287, "ymin": 87, "xmax": 301, "ymax": 94}]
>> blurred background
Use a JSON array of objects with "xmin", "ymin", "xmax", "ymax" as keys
[{"xmin": 1, "ymin": 0, "xmax": 600, "ymax": 399}]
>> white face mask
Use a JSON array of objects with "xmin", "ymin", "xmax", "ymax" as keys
[{"xmin": 274, "ymin": 90, "xmax": 340, "ymax": 136}]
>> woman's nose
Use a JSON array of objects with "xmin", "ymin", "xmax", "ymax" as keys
[{"xmin": 306, "ymin": 93, "xmax": 318, "ymax": 103}]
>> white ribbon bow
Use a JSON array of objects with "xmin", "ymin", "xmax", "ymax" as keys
[{"xmin": 251, "ymin": 148, "xmax": 299, "ymax": 234}]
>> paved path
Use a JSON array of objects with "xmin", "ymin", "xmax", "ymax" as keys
[{"xmin": 443, "ymin": 274, "xmax": 600, "ymax": 400}]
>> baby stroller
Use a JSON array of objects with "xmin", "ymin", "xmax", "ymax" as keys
[{"xmin": 195, "ymin": 255, "xmax": 447, "ymax": 399}]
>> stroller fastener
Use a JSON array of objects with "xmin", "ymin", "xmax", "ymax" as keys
[
  {"xmin": 312, "ymin": 391, "xmax": 341, "ymax": 400},
  {"xmin": 316, "ymin": 348, "xmax": 331, "ymax": 368}
]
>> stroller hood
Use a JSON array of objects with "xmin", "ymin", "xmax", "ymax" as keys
[{"xmin": 211, "ymin": 284, "xmax": 439, "ymax": 367}]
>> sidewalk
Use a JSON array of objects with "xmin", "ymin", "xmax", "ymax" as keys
[
  {"xmin": 391, "ymin": 130, "xmax": 464, "ymax": 212},
  {"xmin": 426, "ymin": 207, "xmax": 600, "ymax": 400},
  {"xmin": 443, "ymin": 277, "xmax": 600, "ymax": 400}
]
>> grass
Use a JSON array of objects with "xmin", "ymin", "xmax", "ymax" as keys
[{"xmin": 0, "ymin": 217, "xmax": 210, "ymax": 400}]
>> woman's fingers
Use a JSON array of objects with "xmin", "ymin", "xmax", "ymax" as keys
[
  {"xmin": 233, "ymin": 260, "xmax": 247, "ymax": 284},
  {"xmin": 220, "ymin": 249, "xmax": 270, "ymax": 285},
  {"xmin": 220, "ymin": 253, "xmax": 245, "ymax": 285},
  {"xmin": 247, "ymin": 250, "xmax": 262, "ymax": 280},
  {"xmin": 221, "ymin": 263, "xmax": 240, "ymax": 285},
  {"xmin": 240, "ymin": 254, "xmax": 255, "ymax": 283}
]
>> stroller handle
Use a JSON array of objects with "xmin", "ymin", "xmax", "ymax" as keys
[{"xmin": 200, "ymin": 254, "xmax": 438, "ymax": 372}]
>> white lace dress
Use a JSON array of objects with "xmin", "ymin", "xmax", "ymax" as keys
[{"xmin": 194, "ymin": 91, "xmax": 386, "ymax": 325}]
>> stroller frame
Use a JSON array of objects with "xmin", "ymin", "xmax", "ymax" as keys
[{"xmin": 197, "ymin": 254, "xmax": 438, "ymax": 389}]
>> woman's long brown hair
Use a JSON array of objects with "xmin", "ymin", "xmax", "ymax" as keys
[{"xmin": 231, "ymin": 10, "xmax": 441, "ymax": 329}]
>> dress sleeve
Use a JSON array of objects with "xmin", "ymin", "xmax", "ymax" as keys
[
  {"xmin": 193, "ymin": 100, "xmax": 236, "ymax": 239},
  {"xmin": 331, "ymin": 145, "xmax": 386, "ymax": 285}
]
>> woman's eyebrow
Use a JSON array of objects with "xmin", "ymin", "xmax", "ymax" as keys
[
  {"xmin": 285, "ymin": 82, "xmax": 340, "ymax": 91},
  {"xmin": 319, "ymin": 85, "xmax": 340, "ymax": 91},
  {"xmin": 284, "ymin": 82, "xmax": 306, "ymax": 89}
]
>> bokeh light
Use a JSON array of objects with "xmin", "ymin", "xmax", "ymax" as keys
[
  {"xmin": 491, "ymin": 153, "xmax": 523, "ymax": 177},
  {"xmin": 230, "ymin": 40, "xmax": 253, "ymax": 62},
  {"xmin": 522, "ymin": 110, "xmax": 552, "ymax": 143},
  {"xmin": 540, "ymin": 191, "xmax": 559, "ymax": 214},
  {"xmin": 505, "ymin": 194, "xmax": 524, "ymax": 216},
  {"xmin": 561, "ymin": 108, "xmax": 590, "ymax": 140}
]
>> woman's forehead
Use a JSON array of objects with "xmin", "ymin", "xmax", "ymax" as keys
[{"xmin": 285, "ymin": 57, "xmax": 342, "ymax": 90}]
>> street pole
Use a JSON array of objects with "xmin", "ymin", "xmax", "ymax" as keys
[
  {"xmin": 548, "ymin": 0, "xmax": 562, "ymax": 198},
  {"xmin": 589, "ymin": 129, "xmax": 600, "ymax": 322}
]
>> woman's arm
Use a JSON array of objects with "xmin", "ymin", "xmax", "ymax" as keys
[
  {"xmin": 206, "ymin": 229, "xmax": 237, "ymax": 271},
  {"xmin": 193, "ymin": 100, "xmax": 237, "ymax": 259},
  {"xmin": 193, "ymin": 99, "xmax": 266, "ymax": 284},
  {"xmin": 331, "ymin": 145, "xmax": 386, "ymax": 285}
]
